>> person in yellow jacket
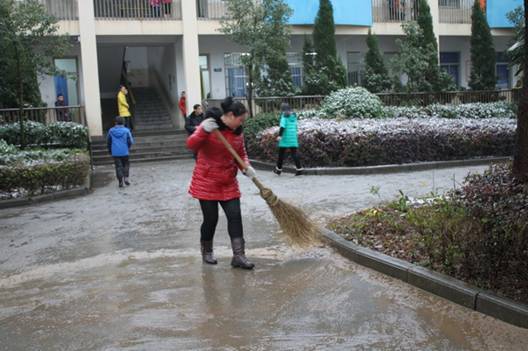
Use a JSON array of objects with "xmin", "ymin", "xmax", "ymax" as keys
[{"xmin": 117, "ymin": 85, "xmax": 133, "ymax": 130}]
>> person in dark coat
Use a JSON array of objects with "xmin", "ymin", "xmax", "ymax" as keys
[
  {"xmin": 54, "ymin": 94, "xmax": 70, "ymax": 121},
  {"xmin": 107, "ymin": 116, "xmax": 135, "ymax": 188},
  {"xmin": 185, "ymin": 104, "xmax": 204, "ymax": 135},
  {"xmin": 187, "ymin": 97, "xmax": 256, "ymax": 270}
]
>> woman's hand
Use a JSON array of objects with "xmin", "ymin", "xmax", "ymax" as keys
[
  {"xmin": 202, "ymin": 118, "xmax": 219, "ymax": 133},
  {"xmin": 243, "ymin": 165, "xmax": 257, "ymax": 179},
  {"xmin": 277, "ymin": 136, "xmax": 282, "ymax": 142}
]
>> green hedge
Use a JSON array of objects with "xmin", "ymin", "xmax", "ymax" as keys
[
  {"xmin": 0, "ymin": 121, "xmax": 88, "ymax": 148},
  {"xmin": 0, "ymin": 151, "xmax": 90, "ymax": 197}
]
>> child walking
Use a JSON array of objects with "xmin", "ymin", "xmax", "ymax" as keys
[
  {"xmin": 274, "ymin": 103, "xmax": 304, "ymax": 176},
  {"xmin": 107, "ymin": 116, "xmax": 135, "ymax": 188}
]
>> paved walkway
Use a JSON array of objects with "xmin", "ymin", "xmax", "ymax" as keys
[{"xmin": 1, "ymin": 160, "xmax": 527, "ymax": 350}]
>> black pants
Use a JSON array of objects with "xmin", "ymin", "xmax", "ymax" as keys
[
  {"xmin": 276, "ymin": 147, "xmax": 302, "ymax": 169},
  {"xmin": 113, "ymin": 156, "xmax": 130, "ymax": 181},
  {"xmin": 199, "ymin": 198, "xmax": 243, "ymax": 241},
  {"xmin": 123, "ymin": 116, "xmax": 133, "ymax": 131}
]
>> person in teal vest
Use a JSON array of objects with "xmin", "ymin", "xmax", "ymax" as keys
[{"xmin": 274, "ymin": 103, "xmax": 304, "ymax": 176}]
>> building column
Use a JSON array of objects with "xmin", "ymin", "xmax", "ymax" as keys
[
  {"xmin": 181, "ymin": 0, "xmax": 202, "ymax": 115},
  {"xmin": 78, "ymin": 0, "xmax": 103, "ymax": 137},
  {"xmin": 428, "ymin": 0, "xmax": 441, "ymax": 63}
]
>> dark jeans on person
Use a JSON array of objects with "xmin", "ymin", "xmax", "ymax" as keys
[
  {"xmin": 113, "ymin": 156, "xmax": 130, "ymax": 181},
  {"xmin": 123, "ymin": 116, "xmax": 134, "ymax": 131},
  {"xmin": 276, "ymin": 147, "xmax": 302, "ymax": 169},
  {"xmin": 163, "ymin": 2, "xmax": 172, "ymax": 15},
  {"xmin": 199, "ymin": 198, "xmax": 243, "ymax": 241}
]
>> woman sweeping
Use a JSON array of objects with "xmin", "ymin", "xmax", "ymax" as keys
[{"xmin": 187, "ymin": 97, "xmax": 257, "ymax": 270}]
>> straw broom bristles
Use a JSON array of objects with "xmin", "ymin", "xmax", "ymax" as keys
[
  {"xmin": 252, "ymin": 177, "xmax": 321, "ymax": 247},
  {"xmin": 212, "ymin": 130, "xmax": 320, "ymax": 247}
]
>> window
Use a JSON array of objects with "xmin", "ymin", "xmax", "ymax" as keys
[
  {"xmin": 224, "ymin": 53, "xmax": 248, "ymax": 97},
  {"xmin": 496, "ymin": 52, "xmax": 511, "ymax": 89},
  {"xmin": 440, "ymin": 52, "xmax": 460, "ymax": 86},
  {"xmin": 287, "ymin": 53, "xmax": 303, "ymax": 89},
  {"xmin": 439, "ymin": 0, "xmax": 461, "ymax": 8},
  {"xmin": 347, "ymin": 52, "xmax": 365, "ymax": 86},
  {"xmin": 383, "ymin": 51, "xmax": 397, "ymax": 75},
  {"xmin": 199, "ymin": 55, "xmax": 211, "ymax": 99},
  {"xmin": 54, "ymin": 58, "xmax": 79, "ymax": 106}
]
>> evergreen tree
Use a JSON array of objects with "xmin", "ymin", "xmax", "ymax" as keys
[
  {"xmin": 416, "ymin": 0, "xmax": 454, "ymax": 91},
  {"xmin": 363, "ymin": 30, "xmax": 391, "ymax": 93},
  {"xmin": 220, "ymin": 0, "xmax": 293, "ymax": 113},
  {"xmin": 256, "ymin": 0, "xmax": 296, "ymax": 96},
  {"xmin": 0, "ymin": 0, "xmax": 69, "ymax": 109},
  {"xmin": 0, "ymin": 0, "xmax": 70, "ymax": 146},
  {"xmin": 308, "ymin": 0, "xmax": 346, "ymax": 94},
  {"xmin": 469, "ymin": 0, "xmax": 496, "ymax": 90},
  {"xmin": 313, "ymin": 0, "xmax": 336, "ymax": 64}
]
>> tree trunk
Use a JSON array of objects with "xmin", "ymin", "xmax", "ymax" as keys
[
  {"xmin": 513, "ymin": 0, "xmax": 528, "ymax": 181},
  {"xmin": 14, "ymin": 42, "xmax": 25, "ymax": 148},
  {"xmin": 247, "ymin": 59, "xmax": 254, "ymax": 118}
]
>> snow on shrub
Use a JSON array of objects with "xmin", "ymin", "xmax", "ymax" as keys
[
  {"xmin": 320, "ymin": 87, "xmax": 385, "ymax": 119},
  {"xmin": 249, "ymin": 118, "xmax": 515, "ymax": 167},
  {"xmin": 384, "ymin": 101, "xmax": 515, "ymax": 119}
]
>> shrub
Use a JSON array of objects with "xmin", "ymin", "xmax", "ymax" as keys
[
  {"xmin": 320, "ymin": 87, "xmax": 385, "ymax": 119},
  {"xmin": 0, "ymin": 150, "xmax": 90, "ymax": 197},
  {"xmin": 0, "ymin": 121, "xmax": 88, "ymax": 148},
  {"xmin": 449, "ymin": 163, "xmax": 528, "ymax": 293},
  {"xmin": 383, "ymin": 101, "xmax": 516, "ymax": 119},
  {"xmin": 244, "ymin": 113, "xmax": 280, "ymax": 157},
  {"xmin": 0, "ymin": 140, "xmax": 17, "ymax": 154},
  {"xmin": 0, "ymin": 148, "xmax": 84, "ymax": 166},
  {"xmin": 251, "ymin": 118, "xmax": 515, "ymax": 167}
]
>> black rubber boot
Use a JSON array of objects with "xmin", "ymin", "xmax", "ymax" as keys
[
  {"xmin": 295, "ymin": 168, "xmax": 304, "ymax": 176},
  {"xmin": 230, "ymin": 238, "xmax": 254, "ymax": 270},
  {"xmin": 200, "ymin": 240, "xmax": 217, "ymax": 265},
  {"xmin": 273, "ymin": 167, "xmax": 282, "ymax": 175}
]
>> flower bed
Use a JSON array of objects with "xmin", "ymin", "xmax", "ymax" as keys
[
  {"xmin": 327, "ymin": 164, "xmax": 528, "ymax": 304},
  {"xmin": 247, "ymin": 118, "xmax": 515, "ymax": 167},
  {"xmin": 0, "ymin": 144, "xmax": 90, "ymax": 199},
  {"xmin": 0, "ymin": 121, "xmax": 88, "ymax": 148}
]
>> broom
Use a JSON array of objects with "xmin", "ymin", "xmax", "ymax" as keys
[{"xmin": 213, "ymin": 129, "xmax": 321, "ymax": 247}]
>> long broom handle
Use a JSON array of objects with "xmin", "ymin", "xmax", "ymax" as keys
[
  {"xmin": 212, "ymin": 129, "xmax": 267, "ymax": 193},
  {"xmin": 213, "ymin": 129, "xmax": 247, "ymax": 170}
]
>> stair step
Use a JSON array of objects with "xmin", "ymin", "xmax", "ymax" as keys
[
  {"xmin": 92, "ymin": 145, "xmax": 187, "ymax": 156},
  {"xmin": 93, "ymin": 150, "xmax": 192, "ymax": 162},
  {"xmin": 92, "ymin": 139, "xmax": 187, "ymax": 150},
  {"xmin": 94, "ymin": 154, "xmax": 193, "ymax": 165}
]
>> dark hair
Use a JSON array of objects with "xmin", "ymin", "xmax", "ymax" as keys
[
  {"xmin": 115, "ymin": 116, "xmax": 124, "ymax": 125},
  {"xmin": 193, "ymin": 104, "xmax": 201, "ymax": 110},
  {"xmin": 204, "ymin": 107, "xmax": 223, "ymax": 120},
  {"xmin": 205, "ymin": 106, "xmax": 243, "ymax": 135},
  {"xmin": 221, "ymin": 96, "xmax": 247, "ymax": 117},
  {"xmin": 57, "ymin": 93, "xmax": 64, "ymax": 98}
]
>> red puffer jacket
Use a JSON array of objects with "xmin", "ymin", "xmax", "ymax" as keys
[{"xmin": 187, "ymin": 124, "xmax": 249, "ymax": 201}]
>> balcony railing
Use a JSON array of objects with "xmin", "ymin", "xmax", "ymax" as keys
[
  {"xmin": 372, "ymin": 0, "xmax": 419, "ymax": 23},
  {"xmin": 94, "ymin": 0, "xmax": 182, "ymax": 20},
  {"xmin": 41, "ymin": 0, "xmax": 78, "ymax": 20},
  {"xmin": 197, "ymin": 0, "xmax": 229, "ymax": 20},
  {"xmin": 439, "ymin": 0, "xmax": 474, "ymax": 24}
]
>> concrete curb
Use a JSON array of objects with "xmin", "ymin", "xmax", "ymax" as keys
[
  {"xmin": 321, "ymin": 228, "xmax": 528, "ymax": 329},
  {"xmin": 250, "ymin": 157, "xmax": 511, "ymax": 175},
  {"xmin": 0, "ymin": 172, "xmax": 93, "ymax": 210}
]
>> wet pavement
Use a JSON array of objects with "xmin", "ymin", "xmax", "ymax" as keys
[{"xmin": 1, "ymin": 160, "xmax": 527, "ymax": 350}]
